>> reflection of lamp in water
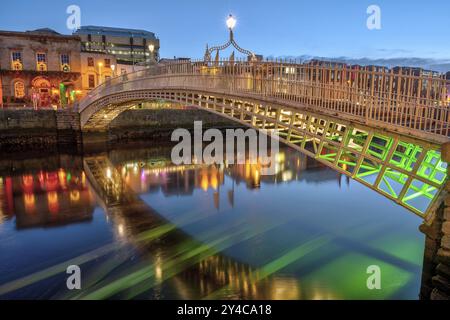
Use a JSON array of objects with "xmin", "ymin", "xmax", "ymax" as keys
[
  {"xmin": 106, "ymin": 168, "xmax": 112, "ymax": 179},
  {"xmin": 276, "ymin": 152, "xmax": 285, "ymax": 163},
  {"xmin": 70, "ymin": 190, "xmax": 80, "ymax": 202},
  {"xmin": 245, "ymin": 162, "xmax": 251, "ymax": 179},
  {"xmin": 140, "ymin": 170, "xmax": 147, "ymax": 192},
  {"xmin": 47, "ymin": 191, "xmax": 59, "ymax": 215},
  {"xmin": 252, "ymin": 168, "xmax": 261, "ymax": 188},
  {"xmin": 155, "ymin": 256, "xmax": 163, "ymax": 281},
  {"xmin": 282, "ymin": 170, "xmax": 293, "ymax": 182},
  {"xmin": 270, "ymin": 278, "xmax": 301, "ymax": 300},
  {"xmin": 58, "ymin": 169, "xmax": 67, "ymax": 189},
  {"xmin": 117, "ymin": 224, "xmax": 124, "ymax": 236},
  {"xmin": 200, "ymin": 170, "xmax": 209, "ymax": 191},
  {"xmin": 22, "ymin": 175, "xmax": 34, "ymax": 193},
  {"xmin": 210, "ymin": 171, "xmax": 218, "ymax": 190},
  {"xmin": 24, "ymin": 193, "xmax": 36, "ymax": 214}
]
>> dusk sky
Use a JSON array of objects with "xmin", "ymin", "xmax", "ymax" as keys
[{"xmin": 2, "ymin": 0, "xmax": 449, "ymax": 61}]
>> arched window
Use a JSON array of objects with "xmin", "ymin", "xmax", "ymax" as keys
[{"xmin": 13, "ymin": 80, "xmax": 25, "ymax": 98}]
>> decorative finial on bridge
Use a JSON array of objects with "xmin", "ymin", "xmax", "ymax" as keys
[
  {"xmin": 204, "ymin": 14, "xmax": 257, "ymax": 63},
  {"xmin": 204, "ymin": 44, "xmax": 211, "ymax": 62}
]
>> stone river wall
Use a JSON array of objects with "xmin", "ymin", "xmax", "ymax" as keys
[
  {"xmin": 0, "ymin": 109, "xmax": 82, "ymax": 152},
  {"xmin": 0, "ymin": 108, "xmax": 241, "ymax": 152}
]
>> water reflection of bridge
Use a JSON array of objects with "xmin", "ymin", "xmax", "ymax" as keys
[
  {"xmin": 74, "ymin": 149, "xmax": 425, "ymax": 300},
  {"xmin": 80, "ymin": 153, "xmax": 294, "ymax": 299},
  {"xmin": 0, "ymin": 148, "xmax": 442, "ymax": 299},
  {"xmin": 102, "ymin": 145, "xmax": 342, "ymax": 209}
]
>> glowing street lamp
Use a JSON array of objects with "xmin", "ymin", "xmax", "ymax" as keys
[
  {"xmin": 226, "ymin": 14, "xmax": 237, "ymax": 30},
  {"xmin": 148, "ymin": 44, "xmax": 155, "ymax": 64}
]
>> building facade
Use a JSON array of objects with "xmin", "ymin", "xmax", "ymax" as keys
[
  {"xmin": 0, "ymin": 28, "xmax": 82, "ymax": 108},
  {"xmin": 74, "ymin": 26, "xmax": 160, "ymax": 66},
  {"xmin": 80, "ymin": 52, "xmax": 117, "ymax": 95}
]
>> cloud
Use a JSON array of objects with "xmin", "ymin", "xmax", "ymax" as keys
[
  {"xmin": 269, "ymin": 55, "xmax": 450, "ymax": 73},
  {"xmin": 376, "ymin": 48, "xmax": 413, "ymax": 55}
]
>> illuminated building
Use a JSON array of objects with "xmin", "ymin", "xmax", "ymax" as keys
[
  {"xmin": 74, "ymin": 26, "xmax": 160, "ymax": 73},
  {"xmin": 79, "ymin": 52, "xmax": 117, "ymax": 95},
  {"xmin": 0, "ymin": 28, "xmax": 82, "ymax": 108}
]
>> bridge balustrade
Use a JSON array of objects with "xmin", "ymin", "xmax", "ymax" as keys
[{"xmin": 78, "ymin": 59, "xmax": 450, "ymax": 139}]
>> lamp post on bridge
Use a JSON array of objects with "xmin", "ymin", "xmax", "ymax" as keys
[{"xmin": 204, "ymin": 14, "xmax": 257, "ymax": 62}]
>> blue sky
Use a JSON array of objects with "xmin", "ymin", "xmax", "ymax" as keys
[{"xmin": 1, "ymin": 0, "xmax": 449, "ymax": 61}]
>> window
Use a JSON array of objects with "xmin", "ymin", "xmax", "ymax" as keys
[
  {"xmin": 36, "ymin": 53, "xmax": 46, "ymax": 63},
  {"xmin": 60, "ymin": 54, "xmax": 70, "ymax": 72},
  {"xmin": 12, "ymin": 51, "xmax": 22, "ymax": 62},
  {"xmin": 285, "ymin": 67, "xmax": 296, "ymax": 75},
  {"xmin": 13, "ymin": 80, "xmax": 25, "ymax": 98},
  {"xmin": 88, "ymin": 74, "xmax": 95, "ymax": 88},
  {"xmin": 104, "ymin": 59, "xmax": 111, "ymax": 68},
  {"xmin": 87, "ymin": 57, "xmax": 94, "ymax": 67},
  {"xmin": 61, "ymin": 53, "xmax": 70, "ymax": 65},
  {"xmin": 11, "ymin": 51, "xmax": 23, "ymax": 70},
  {"xmin": 36, "ymin": 52, "xmax": 47, "ymax": 71}
]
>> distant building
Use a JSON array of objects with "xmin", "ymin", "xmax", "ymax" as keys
[
  {"xmin": 392, "ymin": 66, "xmax": 441, "ymax": 78},
  {"xmin": 74, "ymin": 26, "xmax": 160, "ymax": 66},
  {"xmin": 159, "ymin": 57, "xmax": 191, "ymax": 65},
  {"xmin": 307, "ymin": 59, "xmax": 347, "ymax": 68},
  {"xmin": 0, "ymin": 28, "xmax": 82, "ymax": 108}
]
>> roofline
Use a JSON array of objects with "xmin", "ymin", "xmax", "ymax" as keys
[
  {"xmin": 0, "ymin": 29, "xmax": 81, "ymax": 41},
  {"xmin": 74, "ymin": 25, "xmax": 157, "ymax": 38}
]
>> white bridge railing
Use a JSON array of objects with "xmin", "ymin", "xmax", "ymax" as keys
[{"xmin": 78, "ymin": 59, "xmax": 450, "ymax": 139}]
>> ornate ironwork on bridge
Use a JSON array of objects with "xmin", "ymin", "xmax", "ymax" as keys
[{"xmin": 204, "ymin": 15, "xmax": 257, "ymax": 62}]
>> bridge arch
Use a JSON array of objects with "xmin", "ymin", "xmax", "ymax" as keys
[{"xmin": 76, "ymin": 60, "xmax": 450, "ymax": 219}]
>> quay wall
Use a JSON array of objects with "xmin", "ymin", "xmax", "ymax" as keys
[
  {"xmin": 106, "ymin": 108, "xmax": 241, "ymax": 142},
  {"xmin": 0, "ymin": 108, "xmax": 240, "ymax": 152},
  {"xmin": 0, "ymin": 110, "xmax": 82, "ymax": 152}
]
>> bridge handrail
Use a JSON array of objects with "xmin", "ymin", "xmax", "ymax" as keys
[{"xmin": 78, "ymin": 59, "xmax": 450, "ymax": 138}]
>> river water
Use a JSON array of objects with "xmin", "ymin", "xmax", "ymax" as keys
[{"xmin": 0, "ymin": 142, "xmax": 425, "ymax": 300}]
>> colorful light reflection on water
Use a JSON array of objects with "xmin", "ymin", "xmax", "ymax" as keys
[{"xmin": 0, "ymin": 144, "xmax": 425, "ymax": 300}]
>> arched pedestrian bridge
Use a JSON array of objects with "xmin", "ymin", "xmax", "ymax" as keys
[{"xmin": 76, "ymin": 59, "xmax": 450, "ymax": 219}]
